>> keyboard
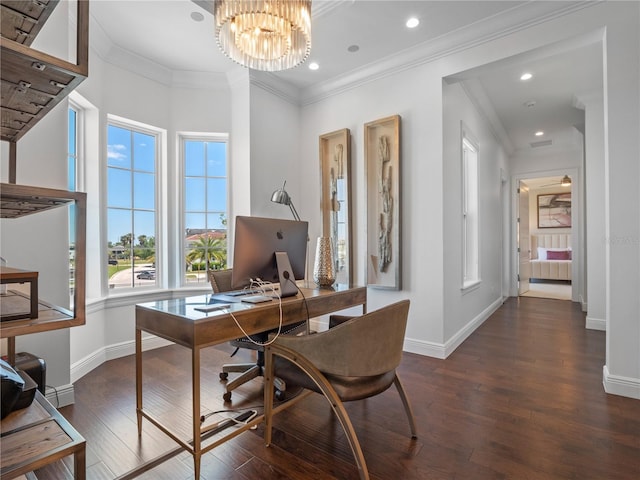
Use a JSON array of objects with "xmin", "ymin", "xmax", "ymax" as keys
[{"xmin": 224, "ymin": 288, "xmax": 263, "ymax": 297}]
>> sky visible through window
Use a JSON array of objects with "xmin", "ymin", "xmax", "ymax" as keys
[
  {"xmin": 184, "ymin": 140, "xmax": 227, "ymax": 230},
  {"xmin": 107, "ymin": 125, "xmax": 156, "ymax": 246}
]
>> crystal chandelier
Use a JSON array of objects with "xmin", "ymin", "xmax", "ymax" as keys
[{"xmin": 214, "ymin": 0, "xmax": 312, "ymax": 71}]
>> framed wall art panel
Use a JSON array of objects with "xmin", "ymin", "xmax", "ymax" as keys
[
  {"xmin": 364, "ymin": 115, "xmax": 401, "ymax": 290},
  {"xmin": 319, "ymin": 128, "xmax": 352, "ymax": 286},
  {"xmin": 537, "ymin": 192, "xmax": 572, "ymax": 228}
]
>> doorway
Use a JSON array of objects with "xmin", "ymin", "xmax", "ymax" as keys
[{"xmin": 516, "ymin": 175, "xmax": 573, "ymax": 301}]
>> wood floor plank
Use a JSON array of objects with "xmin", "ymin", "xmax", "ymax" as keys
[{"xmin": 29, "ymin": 297, "xmax": 640, "ymax": 479}]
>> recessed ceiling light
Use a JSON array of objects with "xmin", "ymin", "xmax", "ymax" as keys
[
  {"xmin": 309, "ymin": 62, "xmax": 319, "ymax": 71},
  {"xmin": 520, "ymin": 72, "xmax": 533, "ymax": 81},
  {"xmin": 190, "ymin": 11, "xmax": 204, "ymax": 22},
  {"xmin": 347, "ymin": 45, "xmax": 359, "ymax": 53},
  {"xmin": 535, "ymin": 131, "xmax": 544, "ymax": 136},
  {"xmin": 406, "ymin": 17, "xmax": 420, "ymax": 28}
]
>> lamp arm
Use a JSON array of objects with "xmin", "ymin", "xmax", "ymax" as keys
[{"xmin": 289, "ymin": 201, "xmax": 301, "ymax": 222}]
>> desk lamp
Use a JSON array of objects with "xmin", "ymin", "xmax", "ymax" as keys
[
  {"xmin": 271, "ymin": 181, "xmax": 301, "ymax": 221},
  {"xmin": 271, "ymin": 181, "xmax": 310, "ymax": 289}
]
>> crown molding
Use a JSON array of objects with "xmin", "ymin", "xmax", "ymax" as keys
[
  {"xmin": 249, "ymin": 72, "xmax": 302, "ymax": 106},
  {"xmin": 460, "ymin": 79, "xmax": 515, "ymax": 156},
  {"xmin": 298, "ymin": 1, "xmax": 597, "ymax": 105}
]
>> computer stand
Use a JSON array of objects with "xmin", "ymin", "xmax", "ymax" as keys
[{"xmin": 275, "ymin": 251, "xmax": 299, "ymax": 298}]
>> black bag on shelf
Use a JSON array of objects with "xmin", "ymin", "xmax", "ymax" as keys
[{"xmin": 1, "ymin": 358, "xmax": 24, "ymax": 419}]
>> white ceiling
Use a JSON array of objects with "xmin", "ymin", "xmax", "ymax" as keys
[{"xmin": 88, "ymin": 1, "xmax": 603, "ymax": 154}]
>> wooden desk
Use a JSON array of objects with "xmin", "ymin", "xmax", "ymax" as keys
[
  {"xmin": 0, "ymin": 391, "xmax": 86, "ymax": 479},
  {"xmin": 135, "ymin": 284, "xmax": 366, "ymax": 479}
]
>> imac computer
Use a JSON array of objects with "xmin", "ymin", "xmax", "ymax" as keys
[{"xmin": 231, "ymin": 215, "xmax": 308, "ymax": 297}]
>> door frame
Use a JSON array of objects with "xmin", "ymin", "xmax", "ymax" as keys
[{"xmin": 509, "ymin": 167, "xmax": 582, "ymax": 302}]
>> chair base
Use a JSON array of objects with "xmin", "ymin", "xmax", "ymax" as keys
[{"xmin": 220, "ymin": 362, "xmax": 286, "ymax": 402}]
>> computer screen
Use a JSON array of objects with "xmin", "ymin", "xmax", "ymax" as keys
[{"xmin": 231, "ymin": 216, "xmax": 308, "ymax": 292}]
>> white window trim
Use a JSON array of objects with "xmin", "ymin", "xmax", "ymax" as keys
[
  {"xmin": 105, "ymin": 114, "xmax": 166, "ymax": 294},
  {"xmin": 461, "ymin": 125, "xmax": 481, "ymax": 292},
  {"xmin": 177, "ymin": 131, "xmax": 230, "ymax": 289}
]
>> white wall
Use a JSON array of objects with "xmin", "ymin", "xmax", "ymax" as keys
[
  {"xmin": 601, "ymin": 3, "xmax": 640, "ymax": 398},
  {"xmin": 249, "ymin": 86, "xmax": 302, "ymax": 219},
  {"xmin": 580, "ymin": 92, "xmax": 606, "ymax": 330},
  {"xmin": 442, "ymin": 82, "xmax": 508, "ymax": 343},
  {"xmin": 300, "ymin": 67, "xmax": 447, "ymax": 353}
]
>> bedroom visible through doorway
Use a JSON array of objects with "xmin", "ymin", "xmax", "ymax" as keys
[
  {"xmin": 517, "ymin": 176, "xmax": 573, "ymax": 301},
  {"xmin": 521, "ymin": 280, "xmax": 571, "ymax": 300}
]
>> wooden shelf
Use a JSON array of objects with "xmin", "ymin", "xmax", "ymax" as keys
[
  {"xmin": 1, "ymin": 0, "xmax": 88, "ymax": 144},
  {"xmin": 1, "ymin": 267, "xmax": 38, "ymax": 321},
  {"xmin": 0, "ymin": 290, "xmax": 79, "ymax": 338},
  {"xmin": 0, "ymin": 183, "xmax": 86, "ymax": 341},
  {"xmin": 1, "ymin": 390, "xmax": 86, "ymax": 479}
]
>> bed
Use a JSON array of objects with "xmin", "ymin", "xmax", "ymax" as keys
[{"xmin": 530, "ymin": 233, "xmax": 572, "ymax": 281}]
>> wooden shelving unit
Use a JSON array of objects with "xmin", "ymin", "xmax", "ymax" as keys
[
  {"xmin": 1, "ymin": 0, "xmax": 88, "ymax": 182},
  {"xmin": 0, "ymin": 3, "xmax": 89, "ymax": 475},
  {"xmin": 0, "ymin": 183, "xmax": 87, "ymax": 363}
]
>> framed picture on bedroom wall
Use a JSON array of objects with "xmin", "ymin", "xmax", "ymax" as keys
[
  {"xmin": 537, "ymin": 192, "xmax": 572, "ymax": 228},
  {"xmin": 319, "ymin": 128, "xmax": 352, "ymax": 286},
  {"xmin": 364, "ymin": 114, "xmax": 401, "ymax": 290}
]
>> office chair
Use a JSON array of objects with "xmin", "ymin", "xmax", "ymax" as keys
[
  {"xmin": 263, "ymin": 299, "xmax": 417, "ymax": 480},
  {"xmin": 208, "ymin": 269, "xmax": 305, "ymax": 402}
]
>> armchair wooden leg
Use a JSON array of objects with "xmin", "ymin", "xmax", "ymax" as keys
[
  {"xmin": 393, "ymin": 375, "xmax": 418, "ymax": 438},
  {"xmin": 269, "ymin": 345, "xmax": 370, "ymax": 480}
]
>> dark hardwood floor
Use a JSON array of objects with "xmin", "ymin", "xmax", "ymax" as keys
[{"xmin": 35, "ymin": 297, "xmax": 640, "ymax": 479}]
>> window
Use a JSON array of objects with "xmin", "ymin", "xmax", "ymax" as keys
[
  {"xmin": 68, "ymin": 106, "xmax": 78, "ymax": 305},
  {"xmin": 181, "ymin": 135, "xmax": 229, "ymax": 286},
  {"xmin": 106, "ymin": 118, "xmax": 160, "ymax": 290},
  {"xmin": 462, "ymin": 135, "xmax": 479, "ymax": 288}
]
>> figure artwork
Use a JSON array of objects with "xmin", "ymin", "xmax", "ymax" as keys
[
  {"xmin": 330, "ymin": 143, "xmax": 343, "ymax": 272},
  {"xmin": 378, "ymin": 135, "xmax": 392, "ymax": 272}
]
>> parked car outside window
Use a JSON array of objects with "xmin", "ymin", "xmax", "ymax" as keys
[{"xmin": 136, "ymin": 270, "xmax": 155, "ymax": 280}]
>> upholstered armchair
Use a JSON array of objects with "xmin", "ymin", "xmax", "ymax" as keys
[{"xmin": 263, "ymin": 299, "xmax": 417, "ymax": 480}]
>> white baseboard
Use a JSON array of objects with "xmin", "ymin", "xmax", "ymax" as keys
[
  {"xmin": 443, "ymin": 297, "xmax": 503, "ymax": 358},
  {"xmin": 45, "ymin": 383, "xmax": 75, "ymax": 408},
  {"xmin": 403, "ymin": 338, "xmax": 446, "ymax": 359},
  {"xmin": 603, "ymin": 365, "xmax": 640, "ymax": 399},
  {"xmin": 71, "ymin": 335, "xmax": 173, "ymax": 383},
  {"xmin": 586, "ymin": 315, "xmax": 606, "ymax": 331},
  {"xmin": 403, "ymin": 297, "xmax": 503, "ymax": 359}
]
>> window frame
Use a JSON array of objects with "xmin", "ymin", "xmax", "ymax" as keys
[
  {"xmin": 178, "ymin": 132, "xmax": 230, "ymax": 288},
  {"xmin": 461, "ymin": 128, "xmax": 480, "ymax": 291},
  {"xmin": 105, "ymin": 114, "xmax": 164, "ymax": 293}
]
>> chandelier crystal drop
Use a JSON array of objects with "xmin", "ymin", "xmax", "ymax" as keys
[{"xmin": 214, "ymin": 0, "xmax": 312, "ymax": 71}]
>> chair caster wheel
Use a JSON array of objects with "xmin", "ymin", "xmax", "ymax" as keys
[
  {"xmin": 275, "ymin": 389, "xmax": 285, "ymax": 401},
  {"xmin": 223, "ymin": 391, "xmax": 232, "ymax": 402},
  {"xmin": 220, "ymin": 372, "xmax": 228, "ymax": 380}
]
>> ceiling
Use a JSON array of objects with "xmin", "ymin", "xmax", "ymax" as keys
[{"xmin": 88, "ymin": 1, "xmax": 603, "ymax": 154}]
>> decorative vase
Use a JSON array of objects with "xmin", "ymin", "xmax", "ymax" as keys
[{"xmin": 313, "ymin": 237, "xmax": 336, "ymax": 287}]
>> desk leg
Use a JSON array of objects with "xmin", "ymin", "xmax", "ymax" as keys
[
  {"xmin": 192, "ymin": 346, "xmax": 201, "ymax": 479},
  {"xmin": 136, "ymin": 328, "xmax": 142, "ymax": 436},
  {"xmin": 75, "ymin": 443, "xmax": 86, "ymax": 480}
]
